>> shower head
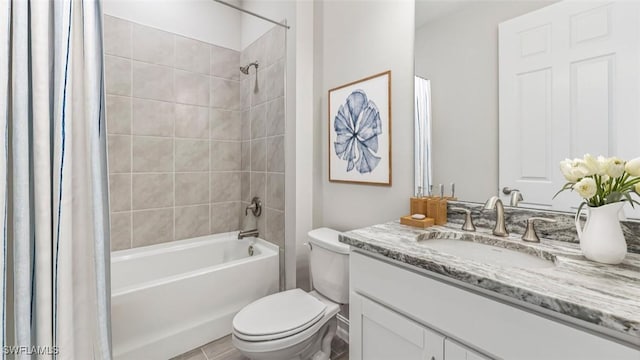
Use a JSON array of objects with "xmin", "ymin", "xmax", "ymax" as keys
[{"xmin": 240, "ymin": 61, "xmax": 259, "ymax": 75}]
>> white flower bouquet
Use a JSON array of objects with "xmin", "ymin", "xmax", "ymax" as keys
[{"xmin": 555, "ymin": 154, "xmax": 640, "ymax": 209}]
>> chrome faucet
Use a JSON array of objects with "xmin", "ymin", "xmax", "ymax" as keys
[
  {"xmin": 483, "ymin": 196, "xmax": 509, "ymax": 237},
  {"xmin": 238, "ymin": 229, "xmax": 259, "ymax": 240}
]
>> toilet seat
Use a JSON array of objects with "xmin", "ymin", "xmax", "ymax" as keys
[
  {"xmin": 232, "ymin": 291, "xmax": 340, "ymax": 353},
  {"xmin": 233, "ymin": 289, "xmax": 327, "ymax": 342}
]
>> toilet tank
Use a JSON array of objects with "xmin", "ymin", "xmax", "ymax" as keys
[{"xmin": 308, "ymin": 228, "xmax": 350, "ymax": 304}]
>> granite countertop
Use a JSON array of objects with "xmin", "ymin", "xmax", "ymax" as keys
[{"xmin": 339, "ymin": 221, "xmax": 640, "ymax": 344}]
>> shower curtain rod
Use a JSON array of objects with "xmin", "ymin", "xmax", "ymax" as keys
[{"xmin": 213, "ymin": 0, "xmax": 291, "ymax": 29}]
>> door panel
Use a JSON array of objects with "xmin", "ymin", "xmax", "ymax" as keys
[{"xmin": 499, "ymin": 1, "xmax": 640, "ymax": 218}]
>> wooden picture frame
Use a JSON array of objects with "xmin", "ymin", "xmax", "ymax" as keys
[{"xmin": 328, "ymin": 70, "xmax": 392, "ymax": 186}]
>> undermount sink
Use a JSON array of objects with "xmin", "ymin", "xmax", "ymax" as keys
[{"xmin": 417, "ymin": 232, "xmax": 556, "ymax": 269}]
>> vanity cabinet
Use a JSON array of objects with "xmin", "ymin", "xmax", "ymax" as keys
[
  {"xmin": 355, "ymin": 292, "xmax": 486, "ymax": 360},
  {"xmin": 349, "ymin": 251, "xmax": 639, "ymax": 360},
  {"xmin": 358, "ymin": 294, "xmax": 445, "ymax": 360}
]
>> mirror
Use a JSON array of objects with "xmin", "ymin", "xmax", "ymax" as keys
[{"xmin": 414, "ymin": 0, "xmax": 640, "ymax": 219}]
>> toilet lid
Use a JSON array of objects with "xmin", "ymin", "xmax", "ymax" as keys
[{"xmin": 233, "ymin": 289, "xmax": 327, "ymax": 338}]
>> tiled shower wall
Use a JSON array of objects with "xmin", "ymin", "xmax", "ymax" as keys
[
  {"xmin": 240, "ymin": 27, "xmax": 286, "ymax": 252},
  {"xmin": 104, "ymin": 15, "xmax": 285, "ymax": 252}
]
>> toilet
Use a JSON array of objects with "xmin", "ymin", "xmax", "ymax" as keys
[{"xmin": 232, "ymin": 228, "xmax": 349, "ymax": 360}]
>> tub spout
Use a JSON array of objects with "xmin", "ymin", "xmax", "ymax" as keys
[{"xmin": 238, "ymin": 229, "xmax": 259, "ymax": 240}]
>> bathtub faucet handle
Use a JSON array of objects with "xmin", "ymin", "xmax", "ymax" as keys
[{"xmin": 246, "ymin": 197, "xmax": 262, "ymax": 217}]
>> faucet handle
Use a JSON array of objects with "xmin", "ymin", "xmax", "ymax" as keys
[
  {"xmin": 522, "ymin": 217, "xmax": 556, "ymax": 243},
  {"xmin": 450, "ymin": 207, "xmax": 476, "ymax": 232}
]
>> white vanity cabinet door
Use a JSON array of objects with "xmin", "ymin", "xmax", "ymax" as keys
[
  {"xmin": 354, "ymin": 294, "xmax": 445, "ymax": 360},
  {"xmin": 444, "ymin": 339, "xmax": 489, "ymax": 360}
]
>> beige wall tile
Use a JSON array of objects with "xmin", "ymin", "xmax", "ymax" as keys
[
  {"xmin": 175, "ymin": 139, "xmax": 209, "ymax": 171},
  {"xmin": 133, "ymin": 61, "xmax": 174, "ymax": 102},
  {"xmin": 176, "ymin": 104, "xmax": 209, "ymax": 139},
  {"xmin": 110, "ymin": 212, "xmax": 131, "ymax": 251},
  {"xmin": 251, "ymin": 71, "xmax": 267, "ymax": 106},
  {"xmin": 267, "ymin": 136, "xmax": 285, "ymax": 172},
  {"xmin": 175, "ymin": 205, "xmax": 209, "ymax": 240},
  {"xmin": 132, "ymin": 98, "xmax": 174, "ymax": 137},
  {"xmin": 210, "ymin": 172, "xmax": 241, "ymax": 202},
  {"xmin": 240, "ymin": 172, "xmax": 250, "ymax": 203},
  {"xmin": 106, "ymin": 95, "xmax": 131, "ymax": 135},
  {"xmin": 266, "ymin": 60, "xmax": 285, "ymax": 101},
  {"xmin": 109, "ymin": 174, "xmax": 131, "ymax": 212},
  {"xmin": 175, "ymin": 173, "xmax": 209, "ymax": 206},
  {"xmin": 210, "ymin": 109, "xmax": 241, "ymax": 141},
  {"xmin": 266, "ymin": 97, "xmax": 285, "ymax": 136},
  {"xmin": 210, "ymin": 202, "xmax": 241, "ymax": 233},
  {"xmin": 104, "ymin": 16, "xmax": 131, "ymax": 58},
  {"xmin": 210, "ymin": 141, "xmax": 241, "ymax": 171},
  {"xmin": 211, "ymin": 46, "xmax": 240, "ymax": 81},
  {"xmin": 240, "ymin": 37, "xmax": 265, "ymax": 73},
  {"xmin": 175, "ymin": 70, "xmax": 209, "ymax": 106},
  {"xmin": 266, "ymin": 173, "xmax": 284, "ymax": 211},
  {"xmin": 250, "ymin": 103, "xmax": 266, "ymax": 139},
  {"xmin": 132, "ymin": 136, "xmax": 173, "ymax": 172},
  {"xmin": 133, "ymin": 208, "xmax": 174, "ymax": 247},
  {"xmin": 240, "ymin": 141, "xmax": 250, "ymax": 171},
  {"xmin": 265, "ymin": 208, "xmax": 284, "ymax": 248},
  {"xmin": 210, "ymin": 78, "xmax": 239, "ymax": 110},
  {"xmin": 264, "ymin": 26, "xmax": 285, "ymax": 67},
  {"xmin": 105, "ymin": 56, "xmax": 131, "ymax": 96},
  {"xmin": 107, "ymin": 135, "xmax": 131, "ymax": 173},
  {"xmin": 240, "ymin": 77, "xmax": 251, "ymax": 111},
  {"xmin": 250, "ymin": 139, "xmax": 266, "ymax": 172},
  {"xmin": 132, "ymin": 24, "xmax": 174, "ymax": 66},
  {"xmin": 132, "ymin": 173, "xmax": 173, "ymax": 210},
  {"xmin": 175, "ymin": 36, "xmax": 210, "ymax": 74},
  {"xmin": 249, "ymin": 171, "xmax": 266, "ymax": 203},
  {"xmin": 241, "ymin": 110, "xmax": 250, "ymax": 140}
]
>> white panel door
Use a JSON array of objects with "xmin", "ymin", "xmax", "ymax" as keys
[{"xmin": 499, "ymin": 1, "xmax": 640, "ymax": 217}]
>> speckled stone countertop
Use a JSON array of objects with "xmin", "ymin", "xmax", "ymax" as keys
[{"xmin": 339, "ymin": 221, "xmax": 640, "ymax": 344}]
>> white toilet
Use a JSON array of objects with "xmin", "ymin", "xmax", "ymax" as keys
[{"xmin": 232, "ymin": 228, "xmax": 349, "ymax": 360}]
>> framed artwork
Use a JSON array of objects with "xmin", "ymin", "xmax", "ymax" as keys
[{"xmin": 328, "ymin": 70, "xmax": 392, "ymax": 185}]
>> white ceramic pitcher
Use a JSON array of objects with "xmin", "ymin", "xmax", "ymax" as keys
[{"xmin": 575, "ymin": 202, "xmax": 627, "ymax": 265}]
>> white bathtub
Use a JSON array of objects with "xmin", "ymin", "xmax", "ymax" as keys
[{"xmin": 110, "ymin": 232, "xmax": 279, "ymax": 360}]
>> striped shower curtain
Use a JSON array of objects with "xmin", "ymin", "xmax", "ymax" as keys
[{"xmin": 0, "ymin": 0, "xmax": 112, "ymax": 359}]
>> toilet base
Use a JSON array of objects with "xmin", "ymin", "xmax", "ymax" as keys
[{"xmin": 233, "ymin": 318, "xmax": 337, "ymax": 360}]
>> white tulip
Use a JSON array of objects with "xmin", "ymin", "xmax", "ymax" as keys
[
  {"xmin": 574, "ymin": 177, "xmax": 597, "ymax": 199},
  {"xmin": 625, "ymin": 157, "xmax": 640, "ymax": 177},
  {"xmin": 582, "ymin": 154, "xmax": 601, "ymax": 175},
  {"xmin": 560, "ymin": 158, "xmax": 588, "ymax": 182},
  {"xmin": 604, "ymin": 157, "xmax": 625, "ymax": 178}
]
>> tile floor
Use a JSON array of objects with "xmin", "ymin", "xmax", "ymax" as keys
[{"xmin": 171, "ymin": 335, "xmax": 349, "ymax": 360}]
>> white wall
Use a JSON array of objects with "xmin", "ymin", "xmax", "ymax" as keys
[
  {"xmin": 102, "ymin": 0, "xmax": 241, "ymax": 50},
  {"xmin": 316, "ymin": 0, "xmax": 416, "ymax": 231},
  {"xmin": 414, "ymin": 1, "xmax": 553, "ymax": 203}
]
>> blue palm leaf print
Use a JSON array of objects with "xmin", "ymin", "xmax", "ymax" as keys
[{"xmin": 334, "ymin": 90, "xmax": 383, "ymax": 174}]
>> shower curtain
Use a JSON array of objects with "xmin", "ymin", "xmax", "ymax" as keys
[
  {"xmin": 414, "ymin": 76, "xmax": 432, "ymax": 197},
  {"xmin": 0, "ymin": 0, "xmax": 112, "ymax": 359}
]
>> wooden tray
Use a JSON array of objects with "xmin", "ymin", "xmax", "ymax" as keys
[{"xmin": 400, "ymin": 215, "xmax": 435, "ymax": 229}]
